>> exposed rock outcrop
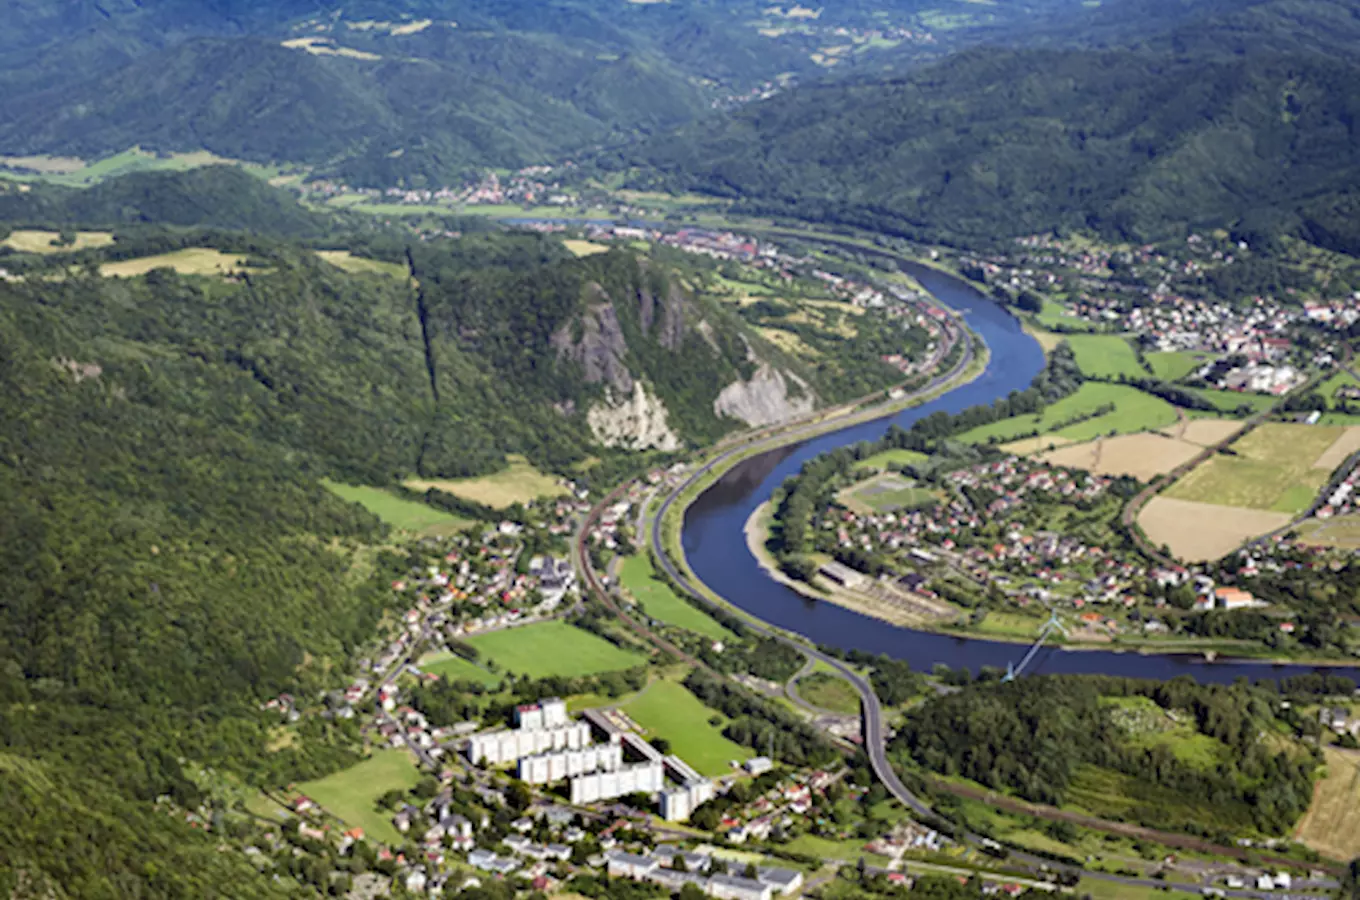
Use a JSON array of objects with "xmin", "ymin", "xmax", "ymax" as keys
[
  {"xmin": 714, "ymin": 363, "xmax": 815, "ymax": 428},
  {"xmin": 587, "ymin": 381, "xmax": 682, "ymax": 451},
  {"xmin": 551, "ymin": 287, "xmax": 633, "ymax": 394}
]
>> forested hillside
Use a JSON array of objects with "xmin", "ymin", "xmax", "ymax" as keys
[
  {"xmin": 601, "ymin": 45, "xmax": 1360, "ymax": 251},
  {"xmin": 0, "ymin": 166, "xmax": 328, "ymax": 235}
]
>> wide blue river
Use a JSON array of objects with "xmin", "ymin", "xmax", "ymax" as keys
[{"xmin": 682, "ymin": 263, "xmax": 1360, "ymax": 685}]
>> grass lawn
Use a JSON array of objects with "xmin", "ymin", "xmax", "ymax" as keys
[
  {"xmin": 840, "ymin": 473, "xmax": 940, "ymax": 513},
  {"xmin": 1145, "ymin": 351, "xmax": 1204, "ymax": 383},
  {"xmin": 563, "ymin": 239, "xmax": 610, "ymax": 257},
  {"xmin": 1165, "ymin": 423, "xmax": 1341, "ymax": 512},
  {"xmin": 1066, "ymin": 334, "xmax": 1147, "ymax": 380},
  {"xmin": 1033, "ymin": 301, "xmax": 1097, "ymax": 332},
  {"xmin": 1316, "ymin": 370, "xmax": 1360, "ymax": 410},
  {"xmin": 316, "ymin": 250, "xmax": 408, "ymax": 279},
  {"xmin": 466, "ymin": 621, "xmax": 645, "ymax": 679},
  {"xmin": 418, "ymin": 651, "xmax": 503, "ymax": 687},
  {"xmin": 323, "ymin": 481, "xmax": 473, "ymax": 537},
  {"xmin": 784, "ymin": 834, "xmax": 889, "ymax": 866},
  {"xmin": 622, "ymin": 679, "xmax": 751, "ymax": 777},
  {"xmin": 100, "ymin": 248, "xmax": 254, "ymax": 278},
  {"xmin": 796, "ymin": 673, "xmax": 860, "ymax": 715},
  {"xmin": 618, "ymin": 552, "xmax": 732, "ymax": 640},
  {"xmin": 958, "ymin": 383, "xmax": 1178, "ymax": 445},
  {"xmin": 296, "ymin": 751, "xmax": 421, "ymax": 845},
  {"xmin": 1184, "ymin": 387, "xmax": 1276, "ymax": 414},
  {"xmin": 855, "ymin": 448, "xmax": 929, "ymax": 471},
  {"xmin": 3, "ymin": 229, "xmax": 114, "ymax": 254},
  {"xmin": 405, "ymin": 454, "xmax": 566, "ymax": 509}
]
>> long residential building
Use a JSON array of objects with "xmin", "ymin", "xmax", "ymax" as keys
[
  {"xmin": 467, "ymin": 722, "xmax": 592, "ymax": 765},
  {"xmin": 570, "ymin": 761, "xmax": 664, "ymax": 804},
  {"xmin": 517, "ymin": 742, "xmax": 624, "ymax": 784}
]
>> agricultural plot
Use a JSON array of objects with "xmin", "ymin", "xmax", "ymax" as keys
[
  {"xmin": 839, "ymin": 473, "xmax": 940, "ymax": 513},
  {"xmin": 1164, "ymin": 423, "xmax": 1342, "ymax": 513},
  {"xmin": 1066, "ymin": 334, "xmax": 1147, "ymax": 380},
  {"xmin": 323, "ymin": 481, "xmax": 472, "ymax": 537},
  {"xmin": 1037, "ymin": 432, "xmax": 1201, "ymax": 482},
  {"xmin": 100, "ymin": 248, "xmax": 253, "ymax": 278},
  {"xmin": 1183, "ymin": 387, "xmax": 1276, "ymax": 414},
  {"xmin": 296, "ymin": 751, "xmax": 421, "ymax": 845},
  {"xmin": 855, "ymin": 448, "xmax": 929, "ymax": 471},
  {"xmin": 406, "ymin": 455, "xmax": 566, "ymax": 509},
  {"xmin": 619, "ymin": 552, "xmax": 733, "ymax": 640},
  {"xmin": 1145, "ymin": 351, "xmax": 1205, "ymax": 383},
  {"xmin": 1312, "ymin": 425, "xmax": 1360, "ymax": 470},
  {"xmin": 1293, "ymin": 748, "xmax": 1360, "ymax": 861},
  {"xmin": 465, "ymin": 621, "xmax": 646, "ymax": 679},
  {"xmin": 316, "ymin": 250, "xmax": 408, "ymax": 279},
  {"xmin": 2, "ymin": 229, "xmax": 113, "ymax": 254},
  {"xmin": 1161, "ymin": 417, "xmax": 1245, "ymax": 447},
  {"xmin": 1139, "ymin": 496, "xmax": 1290, "ymax": 561},
  {"xmin": 622, "ymin": 680, "xmax": 751, "ymax": 777},
  {"xmin": 999, "ymin": 435, "xmax": 1073, "ymax": 455},
  {"xmin": 958, "ymin": 383, "xmax": 1178, "ymax": 445},
  {"xmin": 1294, "ymin": 514, "xmax": 1360, "ymax": 551},
  {"xmin": 563, "ymin": 240, "xmax": 610, "ymax": 257},
  {"xmin": 418, "ymin": 651, "xmax": 502, "ymax": 688}
]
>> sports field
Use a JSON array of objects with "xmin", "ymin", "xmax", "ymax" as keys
[
  {"xmin": 958, "ymin": 383, "xmax": 1178, "ymax": 445},
  {"xmin": 1164, "ymin": 423, "xmax": 1342, "ymax": 513},
  {"xmin": 323, "ymin": 481, "xmax": 473, "ymax": 536},
  {"xmin": 839, "ymin": 473, "xmax": 939, "ymax": 513},
  {"xmin": 406, "ymin": 454, "xmax": 566, "ymax": 509},
  {"xmin": 618, "ymin": 552, "xmax": 732, "ymax": 640},
  {"xmin": 1294, "ymin": 747, "xmax": 1360, "ymax": 861},
  {"xmin": 2, "ymin": 229, "xmax": 113, "ymax": 254},
  {"xmin": 1032, "ymin": 300, "xmax": 1096, "ymax": 332},
  {"xmin": 296, "ymin": 751, "xmax": 420, "ymax": 845},
  {"xmin": 1066, "ymin": 334, "xmax": 1146, "ymax": 380},
  {"xmin": 466, "ymin": 621, "xmax": 646, "ymax": 678},
  {"xmin": 418, "ymin": 651, "xmax": 503, "ymax": 687},
  {"xmin": 1138, "ymin": 496, "xmax": 1290, "ymax": 561},
  {"xmin": 622, "ymin": 680, "xmax": 751, "ymax": 777},
  {"xmin": 316, "ymin": 250, "xmax": 408, "ymax": 279},
  {"xmin": 100, "ymin": 248, "xmax": 253, "ymax": 278},
  {"xmin": 1145, "ymin": 351, "xmax": 1205, "ymax": 383},
  {"xmin": 855, "ymin": 448, "xmax": 929, "ymax": 471},
  {"xmin": 1037, "ymin": 432, "xmax": 1200, "ymax": 482}
]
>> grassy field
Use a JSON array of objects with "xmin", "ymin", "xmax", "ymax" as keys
[
  {"xmin": 1032, "ymin": 300, "xmax": 1097, "ymax": 332},
  {"xmin": 418, "ymin": 651, "xmax": 503, "ymax": 687},
  {"xmin": 2, "ymin": 229, "xmax": 113, "ymax": 254},
  {"xmin": 100, "ymin": 248, "xmax": 253, "ymax": 278},
  {"xmin": 840, "ymin": 473, "xmax": 939, "ymax": 513},
  {"xmin": 1145, "ymin": 351, "xmax": 1205, "ymax": 383},
  {"xmin": 958, "ymin": 383, "xmax": 1178, "ymax": 445},
  {"xmin": 622, "ymin": 679, "xmax": 751, "ymax": 777},
  {"xmin": 1103, "ymin": 696, "xmax": 1226, "ymax": 769},
  {"xmin": 316, "ymin": 250, "xmax": 408, "ymax": 279},
  {"xmin": 296, "ymin": 751, "xmax": 420, "ymax": 844},
  {"xmin": 466, "ymin": 621, "xmax": 646, "ymax": 679},
  {"xmin": 405, "ymin": 454, "xmax": 566, "ymax": 509},
  {"xmin": 795, "ymin": 673, "xmax": 860, "ymax": 715},
  {"xmin": 1184, "ymin": 387, "xmax": 1277, "ymax": 414},
  {"xmin": 1293, "ymin": 747, "xmax": 1360, "ymax": 861},
  {"xmin": 783, "ymin": 834, "xmax": 889, "ymax": 866},
  {"xmin": 855, "ymin": 448, "xmax": 929, "ymax": 471},
  {"xmin": 618, "ymin": 552, "xmax": 733, "ymax": 640},
  {"xmin": 1165, "ymin": 423, "xmax": 1342, "ymax": 513},
  {"xmin": 1295, "ymin": 513, "xmax": 1360, "ymax": 550},
  {"xmin": 1066, "ymin": 334, "xmax": 1146, "ymax": 380},
  {"xmin": 323, "ymin": 481, "xmax": 473, "ymax": 536},
  {"xmin": 563, "ymin": 239, "xmax": 610, "ymax": 257}
]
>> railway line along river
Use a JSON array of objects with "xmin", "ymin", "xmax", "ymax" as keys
[{"xmin": 680, "ymin": 261, "xmax": 1360, "ymax": 685}]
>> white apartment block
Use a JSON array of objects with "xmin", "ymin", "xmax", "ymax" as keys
[
  {"xmin": 569, "ymin": 761, "xmax": 664, "ymax": 804},
  {"xmin": 514, "ymin": 698, "xmax": 568, "ymax": 731},
  {"xmin": 467, "ymin": 722, "xmax": 591, "ymax": 765},
  {"xmin": 517, "ymin": 742, "xmax": 624, "ymax": 784}
]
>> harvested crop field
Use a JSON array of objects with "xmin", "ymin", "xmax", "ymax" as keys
[
  {"xmin": 3, "ymin": 229, "xmax": 113, "ymax": 253},
  {"xmin": 1160, "ymin": 418, "xmax": 1245, "ymax": 447},
  {"xmin": 1164, "ymin": 423, "xmax": 1341, "ymax": 514},
  {"xmin": 1313, "ymin": 426, "xmax": 1360, "ymax": 470},
  {"xmin": 1138, "ymin": 497, "xmax": 1290, "ymax": 561},
  {"xmin": 405, "ymin": 455, "xmax": 566, "ymax": 509},
  {"xmin": 1000, "ymin": 435, "xmax": 1073, "ymax": 455},
  {"xmin": 1294, "ymin": 748, "xmax": 1360, "ymax": 861},
  {"xmin": 100, "ymin": 248, "xmax": 252, "ymax": 278},
  {"xmin": 1037, "ymin": 433, "xmax": 1201, "ymax": 481}
]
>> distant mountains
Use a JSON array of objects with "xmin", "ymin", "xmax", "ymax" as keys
[{"xmin": 599, "ymin": 14, "xmax": 1360, "ymax": 251}]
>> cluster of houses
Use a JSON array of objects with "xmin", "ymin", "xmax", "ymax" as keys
[{"xmin": 605, "ymin": 846, "xmax": 803, "ymax": 900}]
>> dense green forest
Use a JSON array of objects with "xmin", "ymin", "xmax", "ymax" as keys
[
  {"xmin": 894, "ymin": 675, "xmax": 1321, "ymax": 838},
  {"xmin": 0, "ymin": 166, "xmax": 328, "ymax": 235},
  {"xmin": 599, "ymin": 42, "xmax": 1360, "ymax": 251}
]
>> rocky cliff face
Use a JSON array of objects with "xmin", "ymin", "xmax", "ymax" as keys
[
  {"xmin": 551, "ymin": 286, "xmax": 633, "ymax": 394},
  {"xmin": 714, "ymin": 362, "xmax": 816, "ymax": 428},
  {"xmin": 586, "ymin": 381, "xmax": 682, "ymax": 451}
]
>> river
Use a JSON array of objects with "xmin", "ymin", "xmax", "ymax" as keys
[{"xmin": 682, "ymin": 263, "xmax": 1360, "ymax": 685}]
